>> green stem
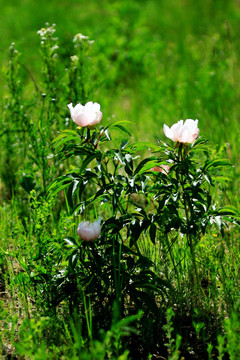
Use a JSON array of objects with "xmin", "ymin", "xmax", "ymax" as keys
[
  {"xmin": 179, "ymin": 145, "xmax": 205, "ymax": 300},
  {"xmin": 112, "ymin": 234, "xmax": 122, "ymax": 318},
  {"xmin": 165, "ymin": 233, "xmax": 181, "ymax": 292},
  {"xmin": 101, "ymin": 158, "xmax": 126, "ymax": 216}
]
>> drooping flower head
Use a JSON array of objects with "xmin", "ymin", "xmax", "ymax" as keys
[
  {"xmin": 68, "ymin": 101, "xmax": 102, "ymax": 128},
  {"xmin": 77, "ymin": 218, "xmax": 101, "ymax": 241},
  {"xmin": 163, "ymin": 119, "xmax": 200, "ymax": 144}
]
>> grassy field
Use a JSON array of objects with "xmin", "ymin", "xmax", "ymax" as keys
[{"xmin": 1, "ymin": 0, "xmax": 240, "ymax": 359}]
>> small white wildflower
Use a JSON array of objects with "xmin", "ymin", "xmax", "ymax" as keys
[
  {"xmin": 37, "ymin": 28, "xmax": 47, "ymax": 37},
  {"xmin": 37, "ymin": 24, "xmax": 56, "ymax": 38},
  {"xmin": 50, "ymin": 45, "xmax": 59, "ymax": 52},
  {"xmin": 70, "ymin": 55, "xmax": 79, "ymax": 63},
  {"xmin": 73, "ymin": 33, "xmax": 89, "ymax": 43}
]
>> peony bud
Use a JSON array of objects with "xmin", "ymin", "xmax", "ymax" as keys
[
  {"xmin": 77, "ymin": 218, "xmax": 101, "ymax": 241},
  {"xmin": 151, "ymin": 165, "xmax": 170, "ymax": 174},
  {"xmin": 68, "ymin": 101, "xmax": 102, "ymax": 128},
  {"xmin": 163, "ymin": 119, "xmax": 199, "ymax": 144}
]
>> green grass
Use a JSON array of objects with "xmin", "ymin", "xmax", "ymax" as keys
[{"xmin": 1, "ymin": 0, "xmax": 240, "ymax": 359}]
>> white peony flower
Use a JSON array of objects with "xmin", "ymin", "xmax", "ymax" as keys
[
  {"xmin": 163, "ymin": 119, "xmax": 200, "ymax": 144},
  {"xmin": 77, "ymin": 218, "xmax": 101, "ymax": 241},
  {"xmin": 68, "ymin": 101, "xmax": 102, "ymax": 128}
]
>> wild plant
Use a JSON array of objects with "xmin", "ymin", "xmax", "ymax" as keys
[
  {"xmin": 1, "ymin": 22, "xmax": 240, "ymax": 359},
  {"xmin": 1, "ymin": 43, "xmax": 28, "ymax": 198},
  {"xmin": 163, "ymin": 308, "xmax": 181, "ymax": 360},
  {"xmin": 68, "ymin": 33, "xmax": 94, "ymax": 105},
  {"xmin": 1, "ymin": 25, "xmax": 97, "ymax": 199},
  {"xmin": 45, "ymin": 99, "xmax": 239, "ymax": 357},
  {"xmin": 37, "ymin": 23, "xmax": 60, "ymax": 97}
]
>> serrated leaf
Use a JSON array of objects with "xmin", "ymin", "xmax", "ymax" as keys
[
  {"xmin": 191, "ymin": 137, "xmax": 208, "ymax": 146},
  {"xmin": 213, "ymin": 176, "xmax": 232, "ymax": 183},
  {"xmin": 216, "ymin": 205, "xmax": 240, "ymax": 218},
  {"xmin": 79, "ymin": 152, "xmax": 101, "ymax": 173},
  {"xmin": 52, "ymin": 130, "xmax": 79, "ymax": 148},
  {"xmin": 204, "ymin": 159, "xmax": 231, "ymax": 171},
  {"xmin": 105, "ymin": 120, "xmax": 133, "ymax": 130},
  {"xmin": 129, "ymin": 141, "xmax": 160, "ymax": 152},
  {"xmin": 54, "ymin": 135, "xmax": 79, "ymax": 150},
  {"xmin": 134, "ymin": 157, "xmax": 157, "ymax": 175},
  {"xmin": 47, "ymin": 177, "xmax": 73, "ymax": 199},
  {"xmin": 112, "ymin": 124, "xmax": 132, "ymax": 137}
]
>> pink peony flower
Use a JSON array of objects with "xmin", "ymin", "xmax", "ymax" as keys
[
  {"xmin": 68, "ymin": 101, "xmax": 102, "ymax": 128},
  {"xmin": 151, "ymin": 165, "xmax": 170, "ymax": 174},
  {"xmin": 163, "ymin": 119, "xmax": 199, "ymax": 144},
  {"xmin": 77, "ymin": 218, "xmax": 101, "ymax": 241}
]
